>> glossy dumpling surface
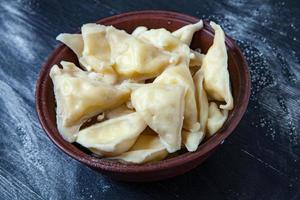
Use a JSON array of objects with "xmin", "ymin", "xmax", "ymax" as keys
[
  {"xmin": 172, "ymin": 20, "xmax": 203, "ymax": 45},
  {"xmin": 50, "ymin": 61, "xmax": 130, "ymax": 142},
  {"xmin": 189, "ymin": 50, "xmax": 204, "ymax": 67},
  {"xmin": 110, "ymin": 129, "xmax": 168, "ymax": 164},
  {"xmin": 136, "ymin": 28, "xmax": 191, "ymax": 67},
  {"xmin": 131, "ymin": 84, "xmax": 185, "ymax": 153},
  {"xmin": 105, "ymin": 104, "xmax": 134, "ymax": 119},
  {"xmin": 137, "ymin": 28, "xmax": 181, "ymax": 52},
  {"xmin": 80, "ymin": 24, "xmax": 111, "ymax": 70},
  {"xmin": 207, "ymin": 102, "xmax": 228, "ymax": 137},
  {"xmin": 76, "ymin": 112, "xmax": 147, "ymax": 156},
  {"xmin": 182, "ymin": 130, "xmax": 205, "ymax": 152},
  {"xmin": 131, "ymin": 26, "xmax": 148, "ymax": 37},
  {"xmin": 154, "ymin": 66, "xmax": 199, "ymax": 132},
  {"xmin": 201, "ymin": 22, "xmax": 233, "ymax": 110},
  {"xmin": 193, "ymin": 69, "xmax": 209, "ymax": 133},
  {"xmin": 80, "ymin": 23, "xmax": 117, "ymax": 84},
  {"xmin": 176, "ymin": 68, "xmax": 209, "ymax": 152},
  {"xmin": 56, "ymin": 33, "xmax": 83, "ymax": 58},
  {"xmin": 106, "ymin": 26, "xmax": 171, "ymax": 80}
]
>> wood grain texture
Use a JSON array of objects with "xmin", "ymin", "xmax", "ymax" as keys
[{"xmin": 0, "ymin": 0, "xmax": 299, "ymax": 199}]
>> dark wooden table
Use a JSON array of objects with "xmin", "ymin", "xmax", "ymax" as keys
[{"xmin": 0, "ymin": 0, "xmax": 299, "ymax": 199}]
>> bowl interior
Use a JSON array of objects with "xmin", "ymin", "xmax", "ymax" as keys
[{"xmin": 36, "ymin": 11, "xmax": 250, "ymax": 173}]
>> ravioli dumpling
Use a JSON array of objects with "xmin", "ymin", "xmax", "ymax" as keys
[
  {"xmin": 138, "ymin": 28, "xmax": 181, "ymax": 52},
  {"xmin": 193, "ymin": 69, "xmax": 209, "ymax": 133},
  {"xmin": 105, "ymin": 26, "xmax": 171, "ymax": 80},
  {"xmin": 50, "ymin": 61, "xmax": 130, "ymax": 142},
  {"xmin": 105, "ymin": 104, "xmax": 134, "ymax": 119},
  {"xmin": 201, "ymin": 22, "xmax": 234, "ymax": 110},
  {"xmin": 179, "ymin": 69, "xmax": 209, "ymax": 151},
  {"xmin": 182, "ymin": 130, "xmax": 205, "ymax": 152},
  {"xmin": 189, "ymin": 50, "xmax": 204, "ymax": 67},
  {"xmin": 76, "ymin": 112, "xmax": 147, "ymax": 156},
  {"xmin": 79, "ymin": 24, "xmax": 117, "ymax": 84},
  {"xmin": 131, "ymin": 84, "xmax": 185, "ymax": 153},
  {"xmin": 80, "ymin": 24, "xmax": 111, "ymax": 69},
  {"xmin": 154, "ymin": 66, "xmax": 199, "ymax": 132},
  {"xmin": 172, "ymin": 20, "xmax": 203, "ymax": 45},
  {"xmin": 56, "ymin": 33, "xmax": 83, "ymax": 58},
  {"xmin": 137, "ymin": 28, "xmax": 190, "ymax": 67},
  {"xmin": 207, "ymin": 102, "xmax": 228, "ymax": 137},
  {"xmin": 131, "ymin": 26, "xmax": 148, "ymax": 37},
  {"xmin": 110, "ymin": 129, "xmax": 168, "ymax": 164},
  {"xmin": 117, "ymin": 80, "xmax": 147, "ymax": 91}
]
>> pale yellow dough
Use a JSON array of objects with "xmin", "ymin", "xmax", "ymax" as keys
[
  {"xmin": 131, "ymin": 84, "xmax": 185, "ymax": 153},
  {"xmin": 201, "ymin": 22, "xmax": 234, "ymax": 110},
  {"xmin": 172, "ymin": 20, "xmax": 203, "ymax": 45},
  {"xmin": 193, "ymin": 69, "xmax": 209, "ymax": 133},
  {"xmin": 105, "ymin": 104, "xmax": 134, "ymax": 119},
  {"xmin": 110, "ymin": 129, "xmax": 168, "ymax": 164},
  {"xmin": 56, "ymin": 33, "xmax": 83, "ymax": 58},
  {"xmin": 154, "ymin": 66, "xmax": 199, "ymax": 132},
  {"xmin": 76, "ymin": 112, "xmax": 147, "ymax": 156},
  {"xmin": 80, "ymin": 23, "xmax": 117, "ymax": 84},
  {"xmin": 50, "ymin": 61, "xmax": 130, "ymax": 142},
  {"xmin": 207, "ymin": 102, "xmax": 228, "ymax": 137},
  {"xmin": 106, "ymin": 26, "xmax": 172, "ymax": 80}
]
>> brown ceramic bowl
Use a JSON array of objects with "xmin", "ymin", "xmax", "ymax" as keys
[{"xmin": 36, "ymin": 10, "xmax": 251, "ymax": 182}]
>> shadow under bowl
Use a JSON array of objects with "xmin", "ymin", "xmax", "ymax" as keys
[{"xmin": 35, "ymin": 10, "xmax": 251, "ymax": 182}]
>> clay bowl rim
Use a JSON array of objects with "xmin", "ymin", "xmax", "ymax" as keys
[{"xmin": 36, "ymin": 10, "xmax": 251, "ymax": 174}]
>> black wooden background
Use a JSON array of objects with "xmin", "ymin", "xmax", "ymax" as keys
[{"xmin": 0, "ymin": 0, "xmax": 299, "ymax": 199}]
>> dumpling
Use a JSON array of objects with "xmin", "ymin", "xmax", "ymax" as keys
[
  {"xmin": 207, "ymin": 102, "xmax": 228, "ymax": 137},
  {"xmin": 56, "ymin": 33, "xmax": 83, "ymax": 58},
  {"xmin": 189, "ymin": 50, "xmax": 204, "ymax": 67},
  {"xmin": 180, "ymin": 69, "xmax": 209, "ymax": 151},
  {"xmin": 131, "ymin": 26, "xmax": 148, "ymax": 37},
  {"xmin": 80, "ymin": 24, "xmax": 111, "ymax": 70},
  {"xmin": 110, "ymin": 129, "xmax": 168, "ymax": 164},
  {"xmin": 201, "ymin": 22, "xmax": 234, "ymax": 110},
  {"xmin": 182, "ymin": 130, "xmax": 205, "ymax": 152},
  {"xmin": 105, "ymin": 104, "xmax": 134, "ymax": 119},
  {"xmin": 131, "ymin": 84, "xmax": 185, "ymax": 153},
  {"xmin": 154, "ymin": 66, "xmax": 199, "ymax": 132},
  {"xmin": 50, "ymin": 61, "xmax": 130, "ymax": 142},
  {"xmin": 80, "ymin": 23, "xmax": 117, "ymax": 84},
  {"xmin": 193, "ymin": 69, "xmax": 209, "ymax": 133},
  {"xmin": 117, "ymin": 80, "xmax": 148, "ymax": 91},
  {"xmin": 137, "ymin": 27, "xmax": 203, "ymax": 69},
  {"xmin": 76, "ymin": 112, "xmax": 147, "ymax": 156},
  {"xmin": 137, "ymin": 29, "xmax": 198, "ymax": 148},
  {"xmin": 137, "ymin": 28, "xmax": 181, "ymax": 52},
  {"xmin": 172, "ymin": 20, "xmax": 203, "ymax": 46},
  {"xmin": 136, "ymin": 28, "xmax": 190, "ymax": 67},
  {"xmin": 105, "ymin": 26, "xmax": 171, "ymax": 80},
  {"xmin": 189, "ymin": 50, "xmax": 205, "ymax": 78},
  {"xmin": 177, "ymin": 69, "xmax": 209, "ymax": 151}
]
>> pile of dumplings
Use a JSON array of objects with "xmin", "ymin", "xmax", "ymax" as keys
[{"xmin": 50, "ymin": 20, "xmax": 234, "ymax": 164}]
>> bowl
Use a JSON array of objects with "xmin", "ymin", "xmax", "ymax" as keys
[{"xmin": 35, "ymin": 10, "xmax": 251, "ymax": 182}]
